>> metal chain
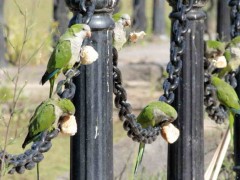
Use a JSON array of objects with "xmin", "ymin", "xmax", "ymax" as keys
[
  {"xmin": 224, "ymin": 0, "xmax": 240, "ymax": 88},
  {"xmin": 204, "ymin": 58, "xmax": 228, "ymax": 124},
  {"xmin": 0, "ymin": 130, "xmax": 59, "ymax": 174},
  {"xmin": 0, "ymin": 1, "xmax": 96, "ymax": 175},
  {"xmin": 113, "ymin": 47, "xmax": 161, "ymax": 144},
  {"xmin": 159, "ymin": 0, "xmax": 192, "ymax": 104},
  {"xmin": 229, "ymin": 0, "xmax": 240, "ymax": 175},
  {"xmin": 203, "ymin": 0, "xmax": 240, "ymax": 124},
  {"xmin": 112, "ymin": 0, "xmax": 193, "ymax": 143}
]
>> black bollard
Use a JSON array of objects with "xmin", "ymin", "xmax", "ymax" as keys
[
  {"xmin": 229, "ymin": 0, "xmax": 240, "ymax": 179},
  {"xmin": 132, "ymin": 0, "xmax": 147, "ymax": 31},
  {"xmin": 217, "ymin": 0, "xmax": 231, "ymax": 41},
  {"xmin": 152, "ymin": 0, "xmax": 166, "ymax": 37},
  {"xmin": 167, "ymin": 0, "xmax": 207, "ymax": 179},
  {"xmin": 65, "ymin": 1, "xmax": 117, "ymax": 179}
]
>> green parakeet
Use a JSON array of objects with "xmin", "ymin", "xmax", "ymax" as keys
[
  {"xmin": 113, "ymin": 13, "xmax": 131, "ymax": 51},
  {"xmin": 205, "ymin": 40, "xmax": 225, "ymax": 59},
  {"xmin": 22, "ymin": 98, "xmax": 75, "ymax": 148},
  {"xmin": 134, "ymin": 101, "xmax": 178, "ymax": 175},
  {"xmin": 218, "ymin": 36, "xmax": 240, "ymax": 78},
  {"xmin": 41, "ymin": 24, "xmax": 91, "ymax": 98},
  {"xmin": 211, "ymin": 76, "xmax": 240, "ymax": 134},
  {"xmin": 205, "ymin": 40, "xmax": 227, "ymax": 69}
]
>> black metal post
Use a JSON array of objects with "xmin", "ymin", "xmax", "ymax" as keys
[
  {"xmin": 167, "ymin": 1, "xmax": 207, "ymax": 179},
  {"xmin": 234, "ymin": 79, "xmax": 240, "ymax": 179},
  {"xmin": 53, "ymin": 0, "xmax": 69, "ymax": 42},
  {"xmin": 229, "ymin": 0, "xmax": 240, "ymax": 178},
  {"xmin": 132, "ymin": 0, "xmax": 147, "ymax": 31},
  {"xmin": 217, "ymin": 0, "xmax": 231, "ymax": 41},
  {"xmin": 65, "ymin": 1, "xmax": 116, "ymax": 179},
  {"xmin": 152, "ymin": 0, "xmax": 166, "ymax": 37}
]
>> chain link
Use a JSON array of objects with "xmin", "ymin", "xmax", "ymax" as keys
[
  {"xmin": 113, "ymin": 47, "xmax": 161, "ymax": 143},
  {"xmin": 159, "ymin": 0, "xmax": 191, "ymax": 104},
  {"xmin": 204, "ymin": 58, "xmax": 228, "ymax": 124},
  {"xmin": 0, "ymin": 130, "xmax": 59, "ymax": 174},
  {"xmin": 224, "ymin": 0, "xmax": 240, "ymax": 88},
  {"xmin": 113, "ymin": 0, "xmax": 193, "ymax": 143}
]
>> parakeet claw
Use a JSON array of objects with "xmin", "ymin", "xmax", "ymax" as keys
[
  {"xmin": 64, "ymin": 69, "xmax": 80, "ymax": 80},
  {"xmin": 79, "ymin": 0, "xmax": 87, "ymax": 12}
]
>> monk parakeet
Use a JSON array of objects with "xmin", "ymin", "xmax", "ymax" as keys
[
  {"xmin": 218, "ymin": 36, "xmax": 240, "ymax": 78},
  {"xmin": 211, "ymin": 76, "xmax": 240, "ymax": 134},
  {"xmin": 205, "ymin": 40, "xmax": 227, "ymax": 69},
  {"xmin": 134, "ymin": 101, "xmax": 178, "ymax": 175},
  {"xmin": 41, "ymin": 24, "xmax": 91, "ymax": 98},
  {"xmin": 22, "ymin": 98, "xmax": 75, "ymax": 148},
  {"xmin": 113, "ymin": 13, "xmax": 131, "ymax": 51}
]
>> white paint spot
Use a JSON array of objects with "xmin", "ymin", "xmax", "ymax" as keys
[
  {"xmin": 94, "ymin": 117, "xmax": 99, "ymax": 139},
  {"xmin": 106, "ymin": 30, "xmax": 110, "ymax": 92},
  {"xmin": 112, "ymin": 0, "xmax": 117, "ymax": 7}
]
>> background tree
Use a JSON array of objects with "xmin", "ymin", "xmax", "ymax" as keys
[
  {"xmin": 53, "ymin": 0, "xmax": 69, "ymax": 43},
  {"xmin": 0, "ymin": 0, "xmax": 7, "ymax": 67},
  {"xmin": 152, "ymin": 0, "xmax": 166, "ymax": 38},
  {"xmin": 217, "ymin": 0, "xmax": 230, "ymax": 41},
  {"xmin": 132, "ymin": 0, "xmax": 147, "ymax": 31}
]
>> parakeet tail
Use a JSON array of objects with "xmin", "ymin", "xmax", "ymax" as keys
[
  {"xmin": 22, "ymin": 133, "xmax": 30, "ymax": 149},
  {"xmin": 40, "ymin": 69, "xmax": 60, "ymax": 85},
  {"xmin": 134, "ymin": 143, "xmax": 145, "ymax": 175},
  {"xmin": 231, "ymin": 108, "xmax": 240, "ymax": 115}
]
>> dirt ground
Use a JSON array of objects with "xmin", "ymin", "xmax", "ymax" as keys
[{"xmin": 1, "ymin": 40, "xmax": 229, "ymax": 179}]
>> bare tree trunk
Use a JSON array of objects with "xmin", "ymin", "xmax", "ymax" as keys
[
  {"xmin": 132, "ymin": 0, "xmax": 147, "ymax": 31},
  {"xmin": 152, "ymin": 0, "xmax": 166, "ymax": 37},
  {"xmin": 0, "ymin": 0, "xmax": 8, "ymax": 67},
  {"xmin": 53, "ymin": 0, "xmax": 69, "ymax": 42}
]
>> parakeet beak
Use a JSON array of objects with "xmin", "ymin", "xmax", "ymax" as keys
[
  {"xmin": 125, "ymin": 20, "xmax": 131, "ymax": 27},
  {"xmin": 86, "ymin": 31, "xmax": 92, "ymax": 38}
]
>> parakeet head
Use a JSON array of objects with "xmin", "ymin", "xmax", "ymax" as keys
[
  {"xmin": 120, "ymin": 14, "xmax": 131, "ymax": 27},
  {"xmin": 205, "ymin": 40, "xmax": 225, "ymax": 58},
  {"xmin": 70, "ymin": 24, "xmax": 91, "ymax": 38},
  {"xmin": 153, "ymin": 101, "xmax": 178, "ymax": 122},
  {"xmin": 57, "ymin": 98, "xmax": 76, "ymax": 115}
]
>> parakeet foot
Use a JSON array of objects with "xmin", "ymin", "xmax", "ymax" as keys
[
  {"xmin": 79, "ymin": 0, "xmax": 87, "ymax": 12},
  {"xmin": 64, "ymin": 69, "xmax": 80, "ymax": 80}
]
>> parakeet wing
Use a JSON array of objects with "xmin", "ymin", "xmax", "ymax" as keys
[
  {"xmin": 214, "ymin": 79, "xmax": 240, "ymax": 110},
  {"xmin": 47, "ymin": 40, "xmax": 72, "ymax": 72},
  {"xmin": 137, "ymin": 104, "xmax": 155, "ymax": 128},
  {"xmin": 228, "ymin": 36, "xmax": 240, "ymax": 47},
  {"xmin": 22, "ymin": 103, "xmax": 56, "ymax": 148}
]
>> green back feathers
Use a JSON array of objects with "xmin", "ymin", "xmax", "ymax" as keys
[
  {"xmin": 211, "ymin": 76, "xmax": 240, "ymax": 110},
  {"xmin": 137, "ymin": 101, "xmax": 177, "ymax": 128},
  {"xmin": 205, "ymin": 40, "xmax": 225, "ymax": 55},
  {"xmin": 56, "ymin": 98, "xmax": 75, "ymax": 115},
  {"xmin": 47, "ymin": 40, "xmax": 71, "ymax": 71},
  {"xmin": 22, "ymin": 99, "xmax": 56, "ymax": 148},
  {"xmin": 228, "ymin": 36, "xmax": 240, "ymax": 47},
  {"xmin": 224, "ymin": 49, "xmax": 231, "ymax": 62},
  {"xmin": 206, "ymin": 40, "xmax": 225, "ymax": 50}
]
